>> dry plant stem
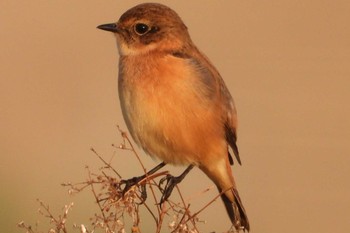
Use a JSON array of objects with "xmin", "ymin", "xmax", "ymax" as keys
[
  {"xmin": 121, "ymin": 130, "xmax": 147, "ymax": 173},
  {"xmin": 133, "ymin": 185, "xmax": 158, "ymax": 224},
  {"xmin": 175, "ymin": 185, "xmax": 199, "ymax": 232},
  {"xmin": 171, "ymin": 204, "xmax": 192, "ymax": 233},
  {"xmin": 185, "ymin": 185, "xmax": 215, "ymax": 203},
  {"xmin": 17, "ymin": 222, "xmax": 35, "ymax": 233},
  {"xmin": 91, "ymin": 147, "xmax": 122, "ymax": 179},
  {"xmin": 119, "ymin": 129, "xmax": 162, "ymax": 216},
  {"xmin": 130, "ymin": 169, "xmax": 162, "ymax": 218},
  {"xmin": 19, "ymin": 127, "xmax": 236, "ymax": 233},
  {"xmin": 37, "ymin": 199, "xmax": 69, "ymax": 233},
  {"xmin": 169, "ymin": 185, "xmax": 199, "ymax": 233},
  {"xmin": 119, "ymin": 128, "xmax": 203, "ymax": 232},
  {"xmin": 184, "ymin": 186, "xmax": 236, "ymax": 228},
  {"xmin": 61, "ymin": 173, "xmax": 110, "ymax": 196},
  {"xmin": 156, "ymin": 203, "xmax": 167, "ymax": 233},
  {"xmin": 87, "ymin": 169, "xmax": 111, "ymax": 231},
  {"xmin": 123, "ymin": 170, "xmax": 170, "ymax": 225},
  {"xmin": 134, "ymin": 205, "xmax": 141, "ymax": 232},
  {"xmin": 175, "ymin": 185, "xmax": 187, "ymax": 210},
  {"xmin": 164, "ymin": 185, "xmax": 189, "ymax": 219}
]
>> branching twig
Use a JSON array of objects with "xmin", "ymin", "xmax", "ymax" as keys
[
  {"xmin": 91, "ymin": 147, "xmax": 122, "ymax": 179},
  {"xmin": 117, "ymin": 125, "xmax": 162, "ymax": 216},
  {"xmin": 18, "ymin": 127, "xmax": 230, "ymax": 233}
]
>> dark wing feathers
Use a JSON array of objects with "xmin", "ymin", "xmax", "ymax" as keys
[{"xmin": 225, "ymin": 124, "xmax": 241, "ymax": 165}]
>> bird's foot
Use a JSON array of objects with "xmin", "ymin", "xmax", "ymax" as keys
[
  {"xmin": 158, "ymin": 165, "xmax": 194, "ymax": 206},
  {"xmin": 120, "ymin": 175, "xmax": 147, "ymax": 204},
  {"xmin": 119, "ymin": 162, "xmax": 167, "ymax": 204},
  {"xmin": 158, "ymin": 174, "xmax": 182, "ymax": 206}
]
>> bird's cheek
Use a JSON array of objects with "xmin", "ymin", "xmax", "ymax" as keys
[
  {"xmin": 116, "ymin": 42, "xmax": 123, "ymax": 55},
  {"xmin": 116, "ymin": 41, "xmax": 133, "ymax": 56}
]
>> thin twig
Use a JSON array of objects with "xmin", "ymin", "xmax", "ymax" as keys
[
  {"xmin": 37, "ymin": 199, "xmax": 69, "ymax": 233},
  {"xmin": 87, "ymin": 168, "xmax": 112, "ymax": 232},
  {"xmin": 156, "ymin": 203, "xmax": 167, "ymax": 233},
  {"xmin": 183, "ymin": 186, "xmax": 234, "ymax": 226},
  {"xmin": 91, "ymin": 147, "xmax": 122, "ymax": 179},
  {"xmin": 118, "ymin": 127, "xmax": 162, "ymax": 216},
  {"xmin": 176, "ymin": 185, "xmax": 199, "ymax": 232}
]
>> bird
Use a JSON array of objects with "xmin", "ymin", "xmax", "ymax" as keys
[{"xmin": 97, "ymin": 3, "xmax": 249, "ymax": 231}]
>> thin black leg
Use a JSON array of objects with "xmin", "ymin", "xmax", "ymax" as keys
[
  {"xmin": 159, "ymin": 165, "xmax": 194, "ymax": 205},
  {"xmin": 120, "ymin": 162, "xmax": 166, "ymax": 203}
]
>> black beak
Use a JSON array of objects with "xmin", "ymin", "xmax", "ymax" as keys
[{"xmin": 97, "ymin": 23, "xmax": 119, "ymax": 32}]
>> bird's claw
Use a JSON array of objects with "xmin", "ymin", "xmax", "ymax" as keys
[
  {"xmin": 120, "ymin": 176, "xmax": 148, "ymax": 204},
  {"xmin": 137, "ymin": 183, "xmax": 147, "ymax": 204},
  {"xmin": 158, "ymin": 174, "xmax": 180, "ymax": 206},
  {"xmin": 120, "ymin": 176, "xmax": 140, "ymax": 195}
]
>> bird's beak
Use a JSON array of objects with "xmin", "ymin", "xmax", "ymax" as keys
[{"xmin": 97, "ymin": 23, "xmax": 119, "ymax": 33}]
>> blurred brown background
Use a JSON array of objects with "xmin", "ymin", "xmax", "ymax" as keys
[{"xmin": 1, "ymin": 1, "xmax": 349, "ymax": 232}]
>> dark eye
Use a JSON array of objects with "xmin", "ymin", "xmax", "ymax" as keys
[{"xmin": 134, "ymin": 23, "xmax": 149, "ymax": 35}]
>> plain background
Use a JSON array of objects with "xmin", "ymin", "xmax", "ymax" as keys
[{"xmin": 1, "ymin": 1, "xmax": 350, "ymax": 232}]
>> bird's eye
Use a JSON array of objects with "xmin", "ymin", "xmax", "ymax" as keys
[{"xmin": 134, "ymin": 23, "xmax": 150, "ymax": 35}]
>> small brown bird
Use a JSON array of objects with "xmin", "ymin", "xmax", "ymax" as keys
[{"xmin": 97, "ymin": 3, "xmax": 249, "ymax": 231}]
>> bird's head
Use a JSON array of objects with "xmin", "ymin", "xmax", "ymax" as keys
[{"xmin": 97, "ymin": 3, "xmax": 192, "ymax": 56}]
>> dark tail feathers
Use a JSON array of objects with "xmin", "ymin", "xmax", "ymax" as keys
[{"xmin": 220, "ymin": 187, "xmax": 250, "ymax": 232}]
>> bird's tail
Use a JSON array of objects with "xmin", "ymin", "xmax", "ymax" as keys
[
  {"xmin": 199, "ymin": 156, "xmax": 250, "ymax": 232},
  {"xmin": 219, "ymin": 186, "xmax": 250, "ymax": 232}
]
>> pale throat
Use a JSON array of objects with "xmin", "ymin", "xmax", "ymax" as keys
[{"xmin": 117, "ymin": 40, "xmax": 158, "ymax": 56}]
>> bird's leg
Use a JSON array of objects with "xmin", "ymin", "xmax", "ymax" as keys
[
  {"xmin": 120, "ymin": 162, "xmax": 166, "ymax": 203},
  {"xmin": 159, "ymin": 165, "xmax": 194, "ymax": 205}
]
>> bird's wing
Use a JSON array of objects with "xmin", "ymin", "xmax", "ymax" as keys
[
  {"xmin": 171, "ymin": 49, "xmax": 241, "ymax": 165},
  {"xmin": 217, "ymin": 74, "xmax": 241, "ymax": 165}
]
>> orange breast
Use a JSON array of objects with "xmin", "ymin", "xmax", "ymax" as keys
[{"xmin": 119, "ymin": 53, "xmax": 226, "ymax": 165}]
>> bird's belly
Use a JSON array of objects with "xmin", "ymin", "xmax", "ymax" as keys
[
  {"xmin": 120, "ymin": 87, "xmax": 198, "ymax": 165},
  {"xmin": 118, "ymin": 54, "xmax": 224, "ymax": 166},
  {"xmin": 119, "ymin": 84, "xmax": 222, "ymax": 166}
]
